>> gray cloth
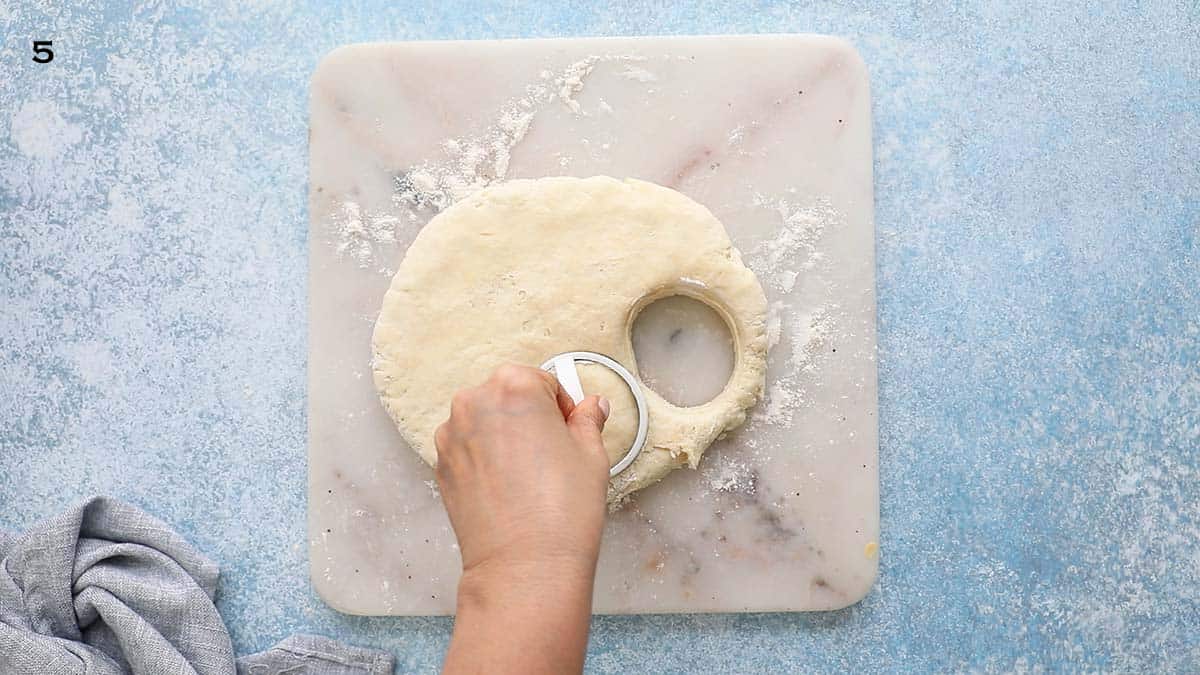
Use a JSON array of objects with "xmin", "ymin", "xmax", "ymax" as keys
[
  {"xmin": 0, "ymin": 496, "xmax": 394, "ymax": 675},
  {"xmin": 236, "ymin": 635, "xmax": 395, "ymax": 675}
]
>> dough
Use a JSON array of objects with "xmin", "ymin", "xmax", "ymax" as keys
[{"xmin": 372, "ymin": 176, "xmax": 768, "ymax": 503}]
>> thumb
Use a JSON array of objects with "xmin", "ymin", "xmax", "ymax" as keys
[{"xmin": 567, "ymin": 395, "xmax": 610, "ymax": 449}]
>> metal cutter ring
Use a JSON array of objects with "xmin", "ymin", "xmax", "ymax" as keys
[{"xmin": 539, "ymin": 351, "xmax": 648, "ymax": 478}]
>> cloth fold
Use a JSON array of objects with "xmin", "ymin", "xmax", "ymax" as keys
[{"xmin": 0, "ymin": 496, "xmax": 393, "ymax": 675}]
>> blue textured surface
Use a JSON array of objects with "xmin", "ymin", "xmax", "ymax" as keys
[{"xmin": 2, "ymin": 1, "xmax": 1198, "ymax": 672}]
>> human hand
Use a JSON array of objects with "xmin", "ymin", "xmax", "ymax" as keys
[
  {"xmin": 436, "ymin": 364, "xmax": 610, "ymax": 674},
  {"xmin": 435, "ymin": 363, "xmax": 610, "ymax": 583}
]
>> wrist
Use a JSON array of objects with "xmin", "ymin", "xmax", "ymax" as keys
[
  {"xmin": 448, "ymin": 554, "xmax": 596, "ymax": 675},
  {"xmin": 457, "ymin": 554, "xmax": 597, "ymax": 613}
]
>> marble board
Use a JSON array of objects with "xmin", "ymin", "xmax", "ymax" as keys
[{"xmin": 308, "ymin": 34, "xmax": 878, "ymax": 615}]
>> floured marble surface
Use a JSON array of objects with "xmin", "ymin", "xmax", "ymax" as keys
[{"xmin": 308, "ymin": 35, "xmax": 878, "ymax": 615}]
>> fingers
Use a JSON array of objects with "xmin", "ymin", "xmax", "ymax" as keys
[
  {"xmin": 488, "ymin": 363, "xmax": 584, "ymax": 423},
  {"xmin": 490, "ymin": 363, "xmax": 560, "ymax": 402},
  {"xmin": 434, "ymin": 420, "xmax": 457, "ymax": 472},
  {"xmin": 512, "ymin": 362, "xmax": 580, "ymax": 420},
  {"xmin": 439, "ymin": 365, "xmax": 566, "ymax": 464},
  {"xmin": 552, "ymin": 380, "xmax": 578, "ymax": 420},
  {"xmin": 566, "ymin": 394, "xmax": 610, "ymax": 453},
  {"xmin": 434, "ymin": 422, "xmax": 452, "ymax": 456}
]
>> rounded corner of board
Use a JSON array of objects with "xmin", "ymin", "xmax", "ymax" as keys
[
  {"xmin": 830, "ymin": 559, "xmax": 881, "ymax": 611},
  {"xmin": 817, "ymin": 36, "xmax": 872, "ymax": 83},
  {"xmin": 309, "ymin": 560, "xmax": 372, "ymax": 616}
]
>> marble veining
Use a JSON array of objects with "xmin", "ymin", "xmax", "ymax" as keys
[{"xmin": 308, "ymin": 35, "xmax": 878, "ymax": 615}]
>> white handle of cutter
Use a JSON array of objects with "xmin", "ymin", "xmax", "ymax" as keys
[
  {"xmin": 551, "ymin": 354, "xmax": 585, "ymax": 404},
  {"xmin": 540, "ymin": 351, "xmax": 649, "ymax": 478}
]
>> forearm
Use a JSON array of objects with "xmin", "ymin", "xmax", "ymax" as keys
[{"xmin": 444, "ymin": 560, "xmax": 596, "ymax": 674}]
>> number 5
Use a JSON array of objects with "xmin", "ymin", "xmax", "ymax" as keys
[{"xmin": 32, "ymin": 40, "xmax": 53, "ymax": 64}]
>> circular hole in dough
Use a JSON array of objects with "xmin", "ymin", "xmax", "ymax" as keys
[{"xmin": 631, "ymin": 295, "xmax": 735, "ymax": 407}]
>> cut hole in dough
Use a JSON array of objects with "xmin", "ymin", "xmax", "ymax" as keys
[{"xmin": 631, "ymin": 295, "xmax": 735, "ymax": 407}]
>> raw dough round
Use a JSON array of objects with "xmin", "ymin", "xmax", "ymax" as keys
[{"xmin": 372, "ymin": 176, "xmax": 768, "ymax": 503}]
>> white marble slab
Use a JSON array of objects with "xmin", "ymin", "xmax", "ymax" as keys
[{"xmin": 308, "ymin": 35, "xmax": 878, "ymax": 615}]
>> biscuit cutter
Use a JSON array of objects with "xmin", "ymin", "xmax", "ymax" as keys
[{"xmin": 540, "ymin": 351, "xmax": 648, "ymax": 477}]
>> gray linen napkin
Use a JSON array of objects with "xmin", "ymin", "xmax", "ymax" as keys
[{"xmin": 0, "ymin": 496, "xmax": 394, "ymax": 674}]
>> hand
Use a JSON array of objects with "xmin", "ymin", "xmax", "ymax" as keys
[
  {"xmin": 435, "ymin": 363, "xmax": 611, "ymax": 577},
  {"xmin": 435, "ymin": 364, "xmax": 610, "ymax": 674}
]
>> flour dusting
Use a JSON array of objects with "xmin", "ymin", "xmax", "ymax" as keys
[
  {"xmin": 757, "ymin": 304, "xmax": 838, "ymax": 425},
  {"xmin": 750, "ymin": 192, "xmax": 842, "ymax": 287},
  {"xmin": 554, "ymin": 57, "xmax": 600, "ymax": 113},
  {"xmin": 423, "ymin": 479, "xmax": 440, "ymax": 498},
  {"xmin": 620, "ymin": 65, "xmax": 658, "ymax": 82},
  {"xmin": 389, "ymin": 58, "xmax": 617, "ymax": 218},
  {"xmin": 395, "ymin": 97, "xmax": 538, "ymax": 214},
  {"xmin": 332, "ymin": 200, "xmax": 403, "ymax": 268},
  {"xmin": 765, "ymin": 300, "xmax": 784, "ymax": 349},
  {"xmin": 702, "ymin": 455, "xmax": 757, "ymax": 494},
  {"xmin": 725, "ymin": 121, "xmax": 764, "ymax": 157},
  {"xmin": 328, "ymin": 54, "xmax": 652, "ymax": 268},
  {"xmin": 745, "ymin": 193, "xmax": 847, "ymax": 426}
]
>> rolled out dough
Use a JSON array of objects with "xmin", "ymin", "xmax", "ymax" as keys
[{"xmin": 371, "ymin": 176, "xmax": 769, "ymax": 503}]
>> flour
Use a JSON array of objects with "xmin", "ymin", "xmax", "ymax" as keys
[
  {"xmin": 745, "ymin": 193, "xmax": 846, "ymax": 426},
  {"xmin": 555, "ymin": 57, "xmax": 598, "ymax": 113},
  {"xmin": 776, "ymin": 269, "xmax": 799, "ymax": 293},
  {"xmin": 423, "ymin": 479, "xmax": 440, "ymax": 498},
  {"xmin": 620, "ymin": 65, "xmax": 658, "ymax": 82},
  {"xmin": 332, "ymin": 200, "xmax": 403, "ymax": 268},
  {"xmin": 339, "ymin": 120, "xmax": 522, "ymax": 261},
  {"xmin": 325, "ymin": 54, "xmax": 654, "ymax": 268},
  {"xmin": 752, "ymin": 299, "xmax": 840, "ymax": 427},
  {"xmin": 394, "ymin": 98, "xmax": 538, "ymax": 214},
  {"xmin": 750, "ymin": 192, "xmax": 841, "ymax": 285},
  {"xmin": 389, "ymin": 57, "xmax": 614, "ymax": 221},
  {"xmin": 765, "ymin": 300, "xmax": 784, "ymax": 349},
  {"xmin": 757, "ymin": 305, "xmax": 838, "ymax": 425},
  {"xmin": 725, "ymin": 121, "xmax": 764, "ymax": 157},
  {"xmin": 702, "ymin": 455, "xmax": 757, "ymax": 494}
]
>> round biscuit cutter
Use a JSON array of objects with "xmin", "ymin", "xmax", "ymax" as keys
[{"xmin": 540, "ymin": 351, "xmax": 648, "ymax": 477}]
